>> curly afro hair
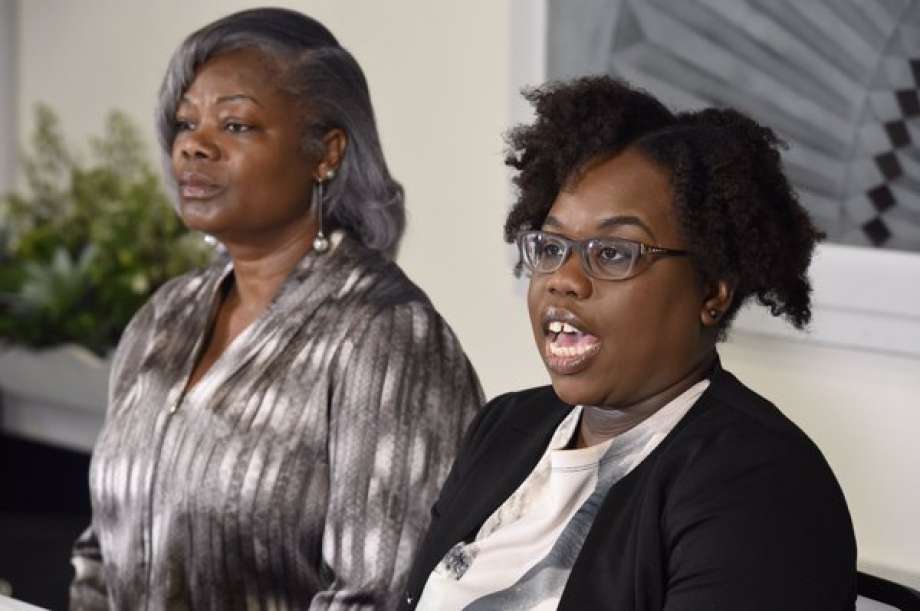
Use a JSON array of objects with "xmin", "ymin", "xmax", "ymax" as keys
[{"xmin": 504, "ymin": 76, "xmax": 823, "ymax": 335}]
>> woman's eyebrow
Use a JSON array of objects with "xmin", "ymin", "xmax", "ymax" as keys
[
  {"xmin": 178, "ymin": 94, "xmax": 263, "ymax": 107},
  {"xmin": 597, "ymin": 215, "xmax": 656, "ymax": 240},
  {"xmin": 216, "ymin": 94, "xmax": 263, "ymax": 107},
  {"xmin": 543, "ymin": 214, "xmax": 657, "ymax": 241}
]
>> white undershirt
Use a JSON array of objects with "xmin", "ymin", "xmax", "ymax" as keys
[{"xmin": 416, "ymin": 380, "xmax": 710, "ymax": 611}]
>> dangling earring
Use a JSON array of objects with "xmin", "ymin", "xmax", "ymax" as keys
[{"xmin": 312, "ymin": 168, "xmax": 336, "ymax": 253}]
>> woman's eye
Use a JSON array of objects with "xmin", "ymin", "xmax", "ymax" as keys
[
  {"xmin": 225, "ymin": 121, "xmax": 251, "ymax": 134},
  {"xmin": 542, "ymin": 243, "xmax": 563, "ymax": 258},
  {"xmin": 175, "ymin": 120, "xmax": 194, "ymax": 132},
  {"xmin": 599, "ymin": 246, "xmax": 624, "ymax": 261}
]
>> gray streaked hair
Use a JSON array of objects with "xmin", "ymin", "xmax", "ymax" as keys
[{"xmin": 155, "ymin": 7, "xmax": 405, "ymax": 257}]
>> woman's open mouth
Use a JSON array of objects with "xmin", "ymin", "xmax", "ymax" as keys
[{"xmin": 542, "ymin": 316, "xmax": 601, "ymax": 375}]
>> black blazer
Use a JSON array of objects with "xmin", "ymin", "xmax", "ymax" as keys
[{"xmin": 403, "ymin": 365, "xmax": 857, "ymax": 610}]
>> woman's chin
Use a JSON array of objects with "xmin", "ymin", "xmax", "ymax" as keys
[
  {"xmin": 547, "ymin": 373, "xmax": 607, "ymax": 407},
  {"xmin": 179, "ymin": 198, "xmax": 225, "ymax": 223},
  {"xmin": 178, "ymin": 211, "xmax": 226, "ymax": 237}
]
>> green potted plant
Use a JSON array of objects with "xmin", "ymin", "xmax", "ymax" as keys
[{"xmin": 0, "ymin": 105, "xmax": 211, "ymax": 450}]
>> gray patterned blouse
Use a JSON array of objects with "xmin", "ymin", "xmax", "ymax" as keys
[{"xmin": 69, "ymin": 234, "xmax": 483, "ymax": 610}]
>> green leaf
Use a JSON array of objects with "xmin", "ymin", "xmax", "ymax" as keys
[{"xmin": 0, "ymin": 105, "xmax": 213, "ymax": 355}]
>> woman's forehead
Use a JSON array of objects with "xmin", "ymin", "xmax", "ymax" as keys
[
  {"xmin": 548, "ymin": 149, "xmax": 677, "ymax": 240},
  {"xmin": 184, "ymin": 48, "xmax": 281, "ymax": 99}
]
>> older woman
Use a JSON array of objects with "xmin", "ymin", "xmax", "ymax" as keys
[
  {"xmin": 69, "ymin": 8, "xmax": 482, "ymax": 610},
  {"xmin": 403, "ymin": 77, "xmax": 856, "ymax": 610}
]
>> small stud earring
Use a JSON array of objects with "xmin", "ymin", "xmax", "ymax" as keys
[
  {"xmin": 709, "ymin": 308, "xmax": 720, "ymax": 319},
  {"xmin": 325, "ymin": 168, "xmax": 336, "ymax": 180}
]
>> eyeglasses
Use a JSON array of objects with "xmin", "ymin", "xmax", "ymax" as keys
[{"xmin": 516, "ymin": 230, "xmax": 691, "ymax": 281}]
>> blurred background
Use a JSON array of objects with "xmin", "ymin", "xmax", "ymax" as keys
[{"xmin": 0, "ymin": 0, "xmax": 917, "ymax": 607}]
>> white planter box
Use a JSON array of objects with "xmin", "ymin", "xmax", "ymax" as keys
[{"xmin": 0, "ymin": 344, "xmax": 110, "ymax": 453}]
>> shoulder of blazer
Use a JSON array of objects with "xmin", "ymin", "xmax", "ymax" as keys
[
  {"xmin": 683, "ymin": 366, "xmax": 818, "ymax": 440},
  {"xmin": 470, "ymin": 385, "xmax": 571, "ymax": 444},
  {"xmin": 437, "ymin": 385, "xmax": 573, "ymax": 503},
  {"xmin": 647, "ymin": 365, "xmax": 843, "ymax": 502},
  {"xmin": 593, "ymin": 363, "xmax": 838, "ymax": 514}
]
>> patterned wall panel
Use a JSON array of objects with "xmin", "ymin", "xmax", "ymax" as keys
[{"xmin": 548, "ymin": 0, "xmax": 920, "ymax": 252}]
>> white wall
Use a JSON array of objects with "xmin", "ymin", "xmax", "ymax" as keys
[
  {"xmin": 0, "ymin": 0, "xmax": 16, "ymax": 195},
  {"xmin": 12, "ymin": 0, "xmax": 920, "ymax": 589}
]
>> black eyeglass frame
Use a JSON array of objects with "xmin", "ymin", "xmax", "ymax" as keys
[{"xmin": 516, "ymin": 230, "xmax": 691, "ymax": 281}]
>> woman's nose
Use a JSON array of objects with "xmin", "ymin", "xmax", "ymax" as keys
[
  {"xmin": 175, "ymin": 128, "xmax": 219, "ymax": 161},
  {"xmin": 546, "ymin": 252, "xmax": 592, "ymax": 299}
]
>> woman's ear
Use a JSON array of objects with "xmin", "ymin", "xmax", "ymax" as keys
[
  {"xmin": 701, "ymin": 279, "xmax": 735, "ymax": 327},
  {"xmin": 315, "ymin": 128, "xmax": 347, "ymax": 180}
]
